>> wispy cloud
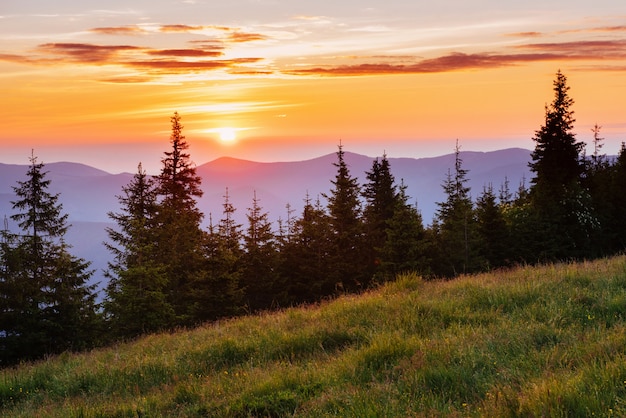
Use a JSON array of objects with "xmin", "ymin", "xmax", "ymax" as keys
[
  {"xmin": 516, "ymin": 39, "xmax": 626, "ymax": 57},
  {"xmin": 90, "ymin": 26, "xmax": 148, "ymax": 36},
  {"xmin": 2, "ymin": 15, "xmax": 625, "ymax": 83},
  {"xmin": 228, "ymin": 32, "xmax": 268, "ymax": 43},
  {"xmin": 0, "ymin": 39, "xmax": 265, "ymax": 81},
  {"xmin": 126, "ymin": 57, "xmax": 263, "ymax": 72},
  {"xmin": 285, "ymin": 38, "xmax": 626, "ymax": 76},
  {"xmin": 146, "ymin": 48, "xmax": 223, "ymax": 58},
  {"xmin": 506, "ymin": 31, "xmax": 543, "ymax": 38},
  {"xmin": 591, "ymin": 25, "xmax": 626, "ymax": 32},
  {"xmin": 37, "ymin": 43, "xmax": 141, "ymax": 63},
  {"xmin": 559, "ymin": 25, "xmax": 626, "ymax": 35},
  {"xmin": 159, "ymin": 24, "xmax": 206, "ymax": 33}
]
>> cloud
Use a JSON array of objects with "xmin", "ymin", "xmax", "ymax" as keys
[
  {"xmin": 157, "ymin": 23, "xmax": 269, "ymax": 42},
  {"xmin": 159, "ymin": 24, "xmax": 205, "ymax": 33},
  {"xmin": 146, "ymin": 48, "xmax": 223, "ymax": 58},
  {"xmin": 284, "ymin": 53, "xmax": 544, "ymax": 76},
  {"xmin": 516, "ymin": 40, "xmax": 626, "ymax": 58},
  {"xmin": 285, "ymin": 39, "xmax": 626, "ymax": 77},
  {"xmin": 560, "ymin": 25, "xmax": 626, "ymax": 35},
  {"xmin": 0, "ymin": 40, "xmax": 263, "ymax": 79},
  {"xmin": 99, "ymin": 75, "xmax": 155, "ymax": 83},
  {"xmin": 591, "ymin": 25, "xmax": 626, "ymax": 32},
  {"xmin": 126, "ymin": 57, "xmax": 263, "ymax": 72},
  {"xmin": 0, "ymin": 53, "xmax": 35, "ymax": 65},
  {"xmin": 37, "ymin": 43, "xmax": 141, "ymax": 63},
  {"xmin": 228, "ymin": 32, "xmax": 268, "ymax": 43},
  {"xmin": 506, "ymin": 31, "xmax": 543, "ymax": 38},
  {"xmin": 90, "ymin": 26, "xmax": 147, "ymax": 36},
  {"xmin": 227, "ymin": 69, "xmax": 274, "ymax": 76}
]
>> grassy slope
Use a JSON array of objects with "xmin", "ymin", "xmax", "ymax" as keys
[{"xmin": 2, "ymin": 256, "xmax": 626, "ymax": 417}]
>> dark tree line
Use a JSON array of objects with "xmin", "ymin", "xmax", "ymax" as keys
[
  {"xmin": 0, "ymin": 154, "xmax": 99, "ymax": 365},
  {"xmin": 2, "ymin": 71, "xmax": 626, "ymax": 365}
]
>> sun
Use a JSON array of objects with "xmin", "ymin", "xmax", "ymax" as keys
[{"xmin": 217, "ymin": 127, "xmax": 237, "ymax": 144}]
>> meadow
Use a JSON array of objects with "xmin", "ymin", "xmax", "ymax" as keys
[{"xmin": 2, "ymin": 256, "xmax": 626, "ymax": 417}]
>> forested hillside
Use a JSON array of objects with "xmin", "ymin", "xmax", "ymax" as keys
[{"xmin": 1, "ymin": 70, "xmax": 625, "ymax": 366}]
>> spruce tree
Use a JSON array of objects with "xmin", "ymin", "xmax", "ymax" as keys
[
  {"xmin": 324, "ymin": 144, "xmax": 367, "ymax": 291},
  {"xmin": 379, "ymin": 181, "xmax": 428, "ymax": 280},
  {"xmin": 154, "ymin": 112, "xmax": 206, "ymax": 325},
  {"xmin": 0, "ymin": 154, "xmax": 98, "ymax": 364},
  {"xmin": 475, "ymin": 184, "xmax": 509, "ymax": 269},
  {"xmin": 104, "ymin": 163, "xmax": 174, "ymax": 338},
  {"xmin": 188, "ymin": 209, "xmax": 242, "ymax": 323},
  {"xmin": 280, "ymin": 194, "xmax": 332, "ymax": 303},
  {"xmin": 528, "ymin": 70, "xmax": 596, "ymax": 259},
  {"xmin": 241, "ymin": 192, "xmax": 282, "ymax": 312},
  {"xmin": 433, "ymin": 141, "xmax": 479, "ymax": 276},
  {"xmin": 585, "ymin": 125, "xmax": 613, "ymax": 256},
  {"xmin": 605, "ymin": 142, "xmax": 626, "ymax": 252},
  {"xmin": 362, "ymin": 154, "xmax": 398, "ymax": 279}
]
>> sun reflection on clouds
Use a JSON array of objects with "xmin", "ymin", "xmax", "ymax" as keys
[
  {"xmin": 1, "ymin": 0, "xmax": 626, "ymax": 168},
  {"xmin": 178, "ymin": 101, "xmax": 295, "ymax": 116}
]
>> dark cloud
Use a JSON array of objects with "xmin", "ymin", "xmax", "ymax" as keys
[{"xmin": 90, "ymin": 26, "xmax": 147, "ymax": 36}]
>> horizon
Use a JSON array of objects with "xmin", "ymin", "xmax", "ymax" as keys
[
  {"xmin": 0, "ymin": 145, "xmax": 535, "ymax": 175},
  {"xmin": 2, "ymin": 1, "xmax": 625, "ymax": 173}
]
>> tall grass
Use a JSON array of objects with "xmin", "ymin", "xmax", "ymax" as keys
[{"xmin": 2, "ymin": 256, "xmax": 626, "ymax": 417}]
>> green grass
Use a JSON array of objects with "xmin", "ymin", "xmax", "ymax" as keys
[{"xmin": 3, "ymin": 256, "xmax": 626, "ymax": 417}]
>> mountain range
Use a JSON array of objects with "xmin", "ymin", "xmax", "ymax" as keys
[{"xmin": 0, "ymin": 147, "xmax": 533, "ymax": 295}]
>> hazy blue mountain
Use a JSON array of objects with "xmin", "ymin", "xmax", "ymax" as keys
[
  {"xmin": 196, "ymin": 148, "xmax": 532, "ymax": 225},
  {"xmin": 0, "ymin": 148, "xmax": 533, "ymax": 297}
]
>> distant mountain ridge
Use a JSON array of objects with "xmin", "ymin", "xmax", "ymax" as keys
[{"xmin": 0, "ymin": 148, "xmax": 533, "ymax": 295}]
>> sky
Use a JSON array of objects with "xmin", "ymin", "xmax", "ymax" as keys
[{"xmin": 1, "ymin": 0, "xmax": 625, "ymax": 173}]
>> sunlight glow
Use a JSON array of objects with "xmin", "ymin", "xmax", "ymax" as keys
[{"xmin": 217, "ymin": 127, "xmax": 237, "ymax": 144}]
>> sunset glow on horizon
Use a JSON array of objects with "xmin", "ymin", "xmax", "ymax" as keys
[{"xmin": 2, "ymin": 1, "xmax": 625, "ymax": 173}]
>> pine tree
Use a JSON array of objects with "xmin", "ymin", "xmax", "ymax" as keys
[
  {"xmin": 589, "ymin": 124, "xmax": 608, "ymax": 172},
  {"xmin": 362, "ymin": 154, "xmax": 398, "ymax": 278},
  {"xmin": 0, "ymin": 154, "xmax": 98, "ymax": 364},
  {"xmin": 241, "ymin": 192, "xmax": 282, "ymax": 312},
  {"xmin": 188, "ymin": 211, "xmax": 242, "ymax": 322},
  {"xmin": 104, "ymin": 163, "xmax": 174, "ymax": 338},
  {"xmin": 528, "ymin": 70, "xmax": 596, "ymax": 259},
  {"xmin": 605, "ymin": 142, "xmax": 626, "ymax": 252},
  {"xmin": 324, "ymin": 144, "xmax": 367, "ymax": 291},
  {"xmin": 154, "ymin": 112, "xmax": 206, "ymax": 325},
  {"xmin": 217, "ymin": 188, "xmax": 243, "ymax": 255},
  {"xmin": 433, "ymin": 141, "xmax": 479, "ymax": 276},
  {"xmin": 475, "ymin": 184, "xmax": 510, "ymax": 269},
  {"xmin": 379, "ymin": 181, "xmax": 428, "ymax": 280},
  {"xmin": 585, "ymin": 125, "xmax": 613, "ymax": 256},
  {"xmin": 280, "ymin": 194, "xmax": 333, "ymax": 302}
]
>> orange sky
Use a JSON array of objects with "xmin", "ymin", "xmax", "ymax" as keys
[{"xmin": 1, "ymin": 1, "xmax": 625, "ymax": 173}]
